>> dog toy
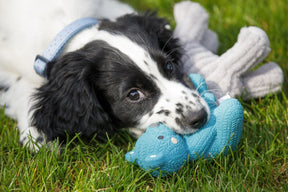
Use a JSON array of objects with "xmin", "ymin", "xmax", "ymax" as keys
[
  {"xmin": 173, "ymin": 1, "xmax": 284, "ymax": 99},
  {"xmin": 125, "ymin": 74, "xmax": 243, "ymax": 177}
]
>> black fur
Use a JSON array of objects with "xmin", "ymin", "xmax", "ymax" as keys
[
  {"xmin": 32, "ymin": 13, "xmax": 184, "ymax": 142},
  {"xmin": 99, "ymin": 12, "xmax": 182, "ymax": 63}
]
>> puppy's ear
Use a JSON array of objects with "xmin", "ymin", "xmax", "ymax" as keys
[{"xmin": 32, "ymin": 43, "xmax": 116, "ymax": 142}]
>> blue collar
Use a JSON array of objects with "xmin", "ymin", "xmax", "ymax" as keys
[{"xmin": 34, "ymin": 18, "xmax": 99, "ymax": 77}]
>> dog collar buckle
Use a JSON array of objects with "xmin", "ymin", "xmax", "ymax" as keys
[{"xmin": 34, "ymin": 18, "xmax": 99, "ymax": 78}]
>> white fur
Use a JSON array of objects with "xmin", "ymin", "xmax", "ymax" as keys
[
  {"xmin": 0, "ymin": 0, "xmax": 134, "ymax": 148},
  {"xmin": 0, "ymin": 71, "xmax": 42, "ymax": 150},
  {"xmin": 0, "ymin": 0, "xmax": 134, "ymax": 82}
]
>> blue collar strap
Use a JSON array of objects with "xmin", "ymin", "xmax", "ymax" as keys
[{"xmin": 34, "ymin": 18, "xmax": 99, "ymax": 77}]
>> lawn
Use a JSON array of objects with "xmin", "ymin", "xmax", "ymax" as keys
[{"xmin": 1, "ymin": 0, "xmax": 287, "ymax": 191}]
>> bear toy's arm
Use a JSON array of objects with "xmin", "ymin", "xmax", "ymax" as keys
[
  {"xmin": 185, "ymin": 74, "xmax": 243, "ymax": 159},
  {"xmin": 126, "ymin": 74, "xmax": 244, "ymax": 177},
  {"xmin": 174, "ymin": 1, "xmax": 284, "ymax": 100}
]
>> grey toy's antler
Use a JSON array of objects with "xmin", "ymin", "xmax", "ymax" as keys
[
  {"xmin": 174, "ymin": 1, "xmax": 284, "ymax": 99},
  {"xmin": 173, "ymin": 1, "xmax": 219, "ymax": 53},
  {"xmin": 241, "ymin": 62, "xmax": 283, "ymax": 99}
]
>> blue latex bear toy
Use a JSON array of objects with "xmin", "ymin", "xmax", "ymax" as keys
[{"xmin": 125, "ymin": 74, "xmax": 244, "ymax": 177}]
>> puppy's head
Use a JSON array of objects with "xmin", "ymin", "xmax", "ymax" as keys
[{"xmin": 32, "ymin": 13, "xmax": 209, "ymax": 142}]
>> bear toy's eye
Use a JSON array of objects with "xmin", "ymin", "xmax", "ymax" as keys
[{"xmin": 158, "ymin": 135, "xmax": 164, "ymax": 140}]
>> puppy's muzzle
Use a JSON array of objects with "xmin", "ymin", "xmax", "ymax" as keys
[{"xmin": 185, "ymin": 108, "xmax": 208, "ymax": 129}]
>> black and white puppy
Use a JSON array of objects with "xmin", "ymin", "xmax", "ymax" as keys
[{"xmin": 0, "ymin": 0, "xmax": 209, "ymax": 149}]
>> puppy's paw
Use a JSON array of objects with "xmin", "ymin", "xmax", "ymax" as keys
[
  {"xmin": 129, "ymin": 128, "xmax": 145, "ymax": 138},
  {"xmin": 19, "ymin": 127, "xmax": 45, "ymax": 152}
]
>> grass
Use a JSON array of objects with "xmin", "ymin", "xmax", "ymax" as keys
[{"xmin": 1, "ymin": 0, "xmax": 288, "ymax": 191}]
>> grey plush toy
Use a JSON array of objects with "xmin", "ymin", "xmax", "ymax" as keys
[{"xmin": 173, "ymin": 1, "xmax": 284, "ymax": 100}]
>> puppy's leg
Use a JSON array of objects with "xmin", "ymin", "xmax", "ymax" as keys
[{"xmin": 0, "ymin": 71, "xmax": 44, "ymax": 151}]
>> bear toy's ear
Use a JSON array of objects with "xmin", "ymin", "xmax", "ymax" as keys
[
  {"xmin": 144, "ymin": 152, "xmax": 165, "ymax": 170},
  {"xmin": 189, "ymin": 73, "xmax": 217, "ymax": 108},
  {"xmin": 125, "ymin": 150, "xmax": 137, "ymax": 163}
]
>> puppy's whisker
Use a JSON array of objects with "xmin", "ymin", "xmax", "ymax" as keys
[
  {"xmin": 161, "ymin": 35, "xmax": 174, "ymax": 52},
  {"xmin": 165, "ymin": 47, "xmax": 181, "ymax": 59},
  {"xmin": 195, "ymin": 81, "xmax": 207, "ymax": 92},
  {"xmin": 195, "ymin": 82, "xmax": 219, "ymax": 96},
  {"xmin": 137, "ymin": 33, "xmax": 148, "ymax": 46}
]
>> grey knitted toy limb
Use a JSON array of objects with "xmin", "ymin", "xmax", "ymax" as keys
[{"xmin": 173, "ymin": 1, "xmax": 284, "ymax": 99}]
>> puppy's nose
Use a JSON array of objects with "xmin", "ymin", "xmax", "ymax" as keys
[{"xmin": 187, "ymin": 108, "xmax": 208, "ymax": 129}]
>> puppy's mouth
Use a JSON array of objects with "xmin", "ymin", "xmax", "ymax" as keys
[
  {"xmin": 139, "ymin": 99, "xmax": 210, "ymax": 135},
  {"xmin": 174, "ymin": 107, "xmax": 208, "ymax": 133}
]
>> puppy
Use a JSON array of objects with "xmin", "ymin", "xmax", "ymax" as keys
[{"xmin": 0, "ymin": 0, "xmax": 209, "ymax": 148}]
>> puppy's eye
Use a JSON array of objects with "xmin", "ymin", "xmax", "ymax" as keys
[
  {"xmin": 166, "ymin": 62, "xmax": 174, "ymax": 73},
  {"xmin": 127, "ymin": 89, "xmax": 145, "ymax": 102}
]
